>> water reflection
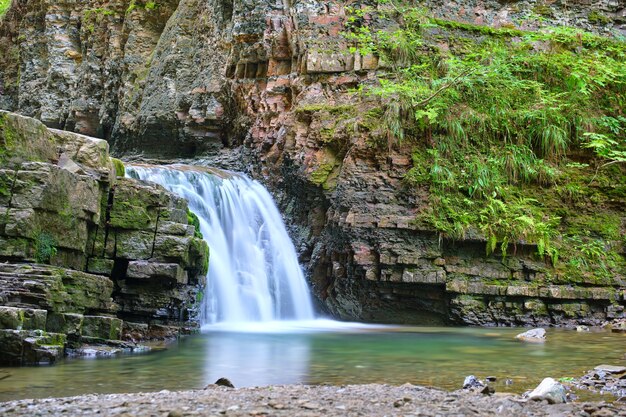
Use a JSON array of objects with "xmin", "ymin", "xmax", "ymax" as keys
[
  {"xmin": 0, "ymin": 326, "xmax": 624, "ymax": 402},
  {"xmin": 203, "ymin": 331, "xmax": 311, "ymax": 387}
]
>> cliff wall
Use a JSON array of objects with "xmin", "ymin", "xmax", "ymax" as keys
[
  {"xmin": 0, "ymin": 0, "xmax": 624, "ymax": 326},
  {"xmin": 0, "ymin": 110, "xmax": 208, "ymax": 364}
]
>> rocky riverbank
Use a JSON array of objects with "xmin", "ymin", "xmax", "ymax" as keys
[{"xmin": 1, "ymin": 383, "xmax": 625, "ymax": 417}]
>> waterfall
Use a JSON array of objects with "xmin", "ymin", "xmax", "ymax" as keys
[{"xmin": 127, "ymin": 165, "xmax": 315, "ymax": 325}]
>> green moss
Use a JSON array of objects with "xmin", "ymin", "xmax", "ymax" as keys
[
  {"xmin": 83, "ymin": 8, "xmax": 114, "ymax": 33},
  {"xmin": 0, "ymin": 113, "xmax": 15, "ymax": 164},
  {"xmin": 188, "ymin": 238, "xmax": 209, "ymax": 275},
  {"xmin": 108, "ymin": 201, "xmax": 152, "ymax": 229},
  {"xmin": 588, "ymin": 10, "xmax": 611, "ymax": 24},
  {"xmin": 126, "ymin": 0, "xmax": 158, "ymax": 14},
  {"xmin": 186, "ymin": 209, "xmax": 203, "ymax": 239},
  {"xmin": 83, "ymin": 8, "xmax": 114, "ymax": 19},
  {"xmin": 110, "ymin": 157, "xmax": 126, "ymax": 177},
  {"xmin": 565, "ymin": 213, "xmax": 622, "ymax": 240},
  {"xmin": 295, "ymin": 104, "xmax": 355, "ymax": 115},
  {"xmin": 310, "ymin": 163, "xmax": 335, "ymax": 187},
  {"xmin": 202, "ymin": 244, "xmax": 209, "ymax": 275},
  {"xmin": 0, "ymin": 112, "xmax": 57, "ymax": 166},
  {"xmin": 43, "ymin": 332, "xmax": 67, "ymax": 347},
  {"xmin": 532, "ymin": 2, "xmax": 554, "ymax": 17},
  {"xmin": 0, "ymin": 171, "xmax": 13, "ymax": 199},
  {"xmin": 431, "ymin": 17, "xmax": 524, "ymax": 37},
  {"xmin": 34, "ymin": 232, "xmax": 57, "ymax": 264}
]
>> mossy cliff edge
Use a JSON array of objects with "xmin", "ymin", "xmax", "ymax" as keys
[
  {"xmin": 0, "ymin": 0, "xmax": 624, "ymax": 326},
  {"xmin": 0, "ymin": 111, "xmax": 208, "ymax": 365}
]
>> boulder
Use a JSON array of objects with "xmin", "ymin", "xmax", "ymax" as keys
[
  {"xmin": 527, "ymin": 377, "xmax": 567, "ymax": 404},
  {"xmin": 515, "ymin": 328, "xmax": 546, "ymax": 342}
]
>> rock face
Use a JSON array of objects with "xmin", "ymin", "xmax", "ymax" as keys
[
  {"xmin": 0, "ymin": 0, "xmax": 625, "ymax": 327},
  {"xmin": 0, "ymin": 111, "xmax": 208, "ymax": 364}
]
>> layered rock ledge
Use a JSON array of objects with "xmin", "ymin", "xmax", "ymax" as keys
[
  {"xmin": 1, "ymin": 384, "xmax": 625, "ymax": 417},
  {"xmin": 0, "ymin": 111, "xmax": 209, "ymax": 364}
]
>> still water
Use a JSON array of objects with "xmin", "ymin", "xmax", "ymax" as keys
[{"xmin": 0, "ymin": 322, "xmax": 623, "ymax": 402}]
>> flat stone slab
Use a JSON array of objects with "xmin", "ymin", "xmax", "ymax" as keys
[{"xmin": 594, "ymin": 365, "xmax": 626, "ymax": 374}]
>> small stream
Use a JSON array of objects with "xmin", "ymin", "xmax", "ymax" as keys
[{"xmin": 0, "ymin": 324, "xmax": 623, "ymax": 401}]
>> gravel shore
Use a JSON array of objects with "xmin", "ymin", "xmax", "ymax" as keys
[{"xmin": 1, "ymin": 384, "xmax": 625, "ymax": 417}]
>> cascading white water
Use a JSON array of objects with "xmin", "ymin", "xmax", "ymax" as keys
[{"xmin": 127, "ymin": 165, "xmax": 315, "ymax": 325}]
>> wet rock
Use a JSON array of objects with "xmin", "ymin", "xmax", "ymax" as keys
[
  {"xmin": 81, "ymin": 316, "xmax": 123, "ymax": 340},
  {"xmin": 575, "ymin": 364, "xmax": 626, "ymax": 398},
  {"xmin": 515, "ymin": 328, "xmax": 546, "ymax": 342},
  {"xmin": 576, "ymin": 325, "xmax": 590, "ymax": 332},
  {"xmin": 462, "ymin": 375, "xmax": 493, "ymax": 394},
  {"xmin": 215, "ymin": 377, "xmax": 235, "ymax": 388},
  {"xmin": 0, "ymin": 329, "xmax": 66, "ymax": 365},
  {"xmin": 463, "ymin": 375, "xmax": 483, "ymax": 389},
  {"xmin": 527, "ymin": 378, "xmax": 567, "ymax": 404},
  {"xmin": 594, "ymin": 365, "xmax": 626, "ymax": 374},
  {"xmin": 66, "ymin": 345, "xmax": 126, "ymax": 358}
]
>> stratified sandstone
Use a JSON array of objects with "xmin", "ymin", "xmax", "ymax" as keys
[{"xmin": 0, "ymin": 111, "xmax": 208, "ymax": 364}]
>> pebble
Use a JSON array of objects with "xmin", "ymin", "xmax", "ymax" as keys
[{"xmin": 0, "ymin": 384, "xmax": 625, "ymax": 417}]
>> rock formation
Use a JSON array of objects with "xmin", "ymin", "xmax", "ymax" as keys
[
  {"xmin": 0, "ymin": 0, "xmax": 624, "ymax": 327},
  {"xmin": 0, "ymin": 111, "xmax": 208, "ymax": 364}
]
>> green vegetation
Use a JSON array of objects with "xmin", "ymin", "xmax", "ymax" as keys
[
  {"xmin": 187, "ymin": 209, "xmax": 203, "ymax": 239},
  {"xmin": 344, "ymin": 2, "xmax": 625, "ymax": 274},
  {"xmin": 0, "ymin": 113, "xmax": 15, "ymax": 164},
  {"xmin": 35, "ymin": 232, "xmax": 57, "ymax": 264},
  {"xmin": 110, "ymin": 158, "xmax": 126, "ymax": 177},
  {"xmin": 83, "ymin": 8, "xmax": 115, "ymax": 33},
  {"xmin": 126, "ymin": 0, "xmax": 159, "ymax": 14},
  {"xmin": 588, "ymin": 10, "xmax": 611, "ymax": 25},
  {"xmin": 0, "ymin": 0, "xmax": 10, "ymax": 18},
  {"xmin": 310, "ymin": 162, "xmax": 335, "ymax": 187},
  {"xmin": 295, "ymin": 104, "xmax": 355, "ymax": 115},
  {"xmin": 0, "ymin": 112, "xmax": 57, "ymax": 166}
]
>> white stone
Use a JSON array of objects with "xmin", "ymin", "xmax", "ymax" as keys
[{"xmin": 527, "ymin": 378, "xmax": 566, "ymax": 404}]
